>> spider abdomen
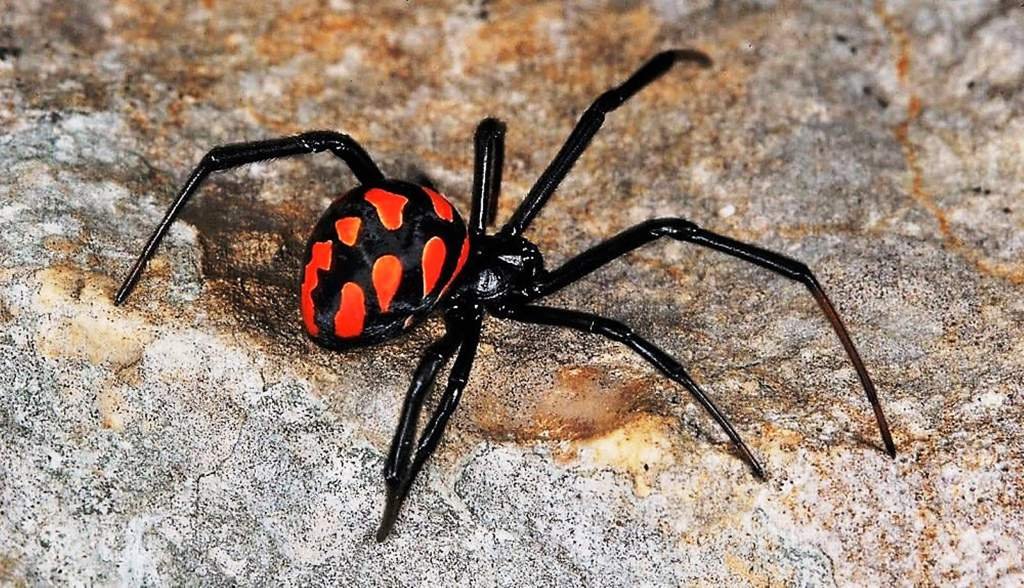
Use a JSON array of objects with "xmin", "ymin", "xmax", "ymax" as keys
[{"xmin": 300, "ymin": 180, "xmax": 470, "ymax": 349}]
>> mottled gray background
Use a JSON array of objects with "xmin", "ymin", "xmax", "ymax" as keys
[{"xmin": 1, "ymin": 0, "xmax": 1022, "ymax": 585}]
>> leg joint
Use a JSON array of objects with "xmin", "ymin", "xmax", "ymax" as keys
[
  {"xmin": 593, "ymin": 91, "xmax": 623, "ymax": 113},
  {"xmin": 203, "ymin": 148, "xmax": 227, "ymax": 167},
  {"xmin": 297, "ymin": 130, "xmax": 341, "ymax": 152},
  {"xmin": 648, "ymin": 217, "xmax": 699, "ymax": 239},
  {"xmin": 774, "ymin": 256, "xmax": 813, "ymax": 282}
]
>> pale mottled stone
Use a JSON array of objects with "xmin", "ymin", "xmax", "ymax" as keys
[{"xmin": 1, "ymin": 1, "xmax": 1022, "ymax": 585}]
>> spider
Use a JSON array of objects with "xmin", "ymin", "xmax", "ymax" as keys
[{"xmin": 115, "ymin": 49, "xmax": 896, "ymax": 542}]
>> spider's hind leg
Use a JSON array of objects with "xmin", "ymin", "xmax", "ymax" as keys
[{"xmin": 115, "ymin": 131, "xmax": 384, "ymax": 305}]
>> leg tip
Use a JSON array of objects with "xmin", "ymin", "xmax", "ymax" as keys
[
  {"xmin": 477, "ymin": 117, "xmax": 507, "ymax": 135},
  {"xmin": 113, "ymin": 286, "xmax": 127, "ymax": 306},
  {"xmin": 751, "ymin": 461, "xmax": 768, "ymax": 482},
  {"xmin": 885, "ymin": 441, "xmax": 897, "ymax": 459},
  {"xmin": 113, "ymin": 280, "xmax": 135, "ymax": 306},
  {"xmin": 879, "ymin": 425, "xmax": 897, "ymax": 459},
  {"xmin": 375, "ymin": 485, "xmax": 405, "ymax": 543},
  {"xmin": 667, "ymin": 48, "xmax": 713, "ymax": 69}
]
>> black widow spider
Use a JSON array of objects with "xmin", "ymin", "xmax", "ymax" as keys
[{"xmin": 115, "ymin": 49, "xmax": 896, "ymax": 541}]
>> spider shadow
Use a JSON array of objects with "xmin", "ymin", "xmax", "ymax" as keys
[
  {"xmin": 177, "ymin": 159, "xmax": 448, "ymax": 359},
  {"xmin": 180, "ymin": 173, "xmax": 324, "ymax": 353}
]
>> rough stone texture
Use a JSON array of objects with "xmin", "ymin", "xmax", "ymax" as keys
[{"xmin": 1, "ymin": 1, "xmax": 1022, "ymax": 585}]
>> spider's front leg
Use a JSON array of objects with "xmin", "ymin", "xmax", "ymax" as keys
[
  {"xmin": 377, "ymin": 305, "xmax": 484, "ymax": 542},
  {"xmin": 469, "ymin": 117, "xmax": 506, "ymax": 235},
  {"xmin": 500, "ymin": 49, "xmax": 711, "ymax": 237},
  {"xmin": 522, "ymin": 218, "xmax": 896, "ymax": 458}
]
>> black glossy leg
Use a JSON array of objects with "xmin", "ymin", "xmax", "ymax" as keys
[
  {"xmin": 114, "ymin": 131, "xmax": 385, "ymax": 305},
  {"xmin": 382, "ymin": 327, "xmax": 463, "ymax": 490},
  {"xmin": 493, "ymin": 304, "xmax": 766, "ymax": 480},
  {"xmin": 377, "ymin": 307, "xmax": 484, "ymax": 542},
  {"xmin": 469, "ymin": 117, "xmax": 506, "ymax": 236},
  {"xmin": 525, "ymin": 218, "xmax": 896, "ymax": 458},
  {"xmin": 500, "ymin": 49, "xmax": 711, "ymax": 238}
]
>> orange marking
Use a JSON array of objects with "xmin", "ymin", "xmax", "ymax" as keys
[
  {"xmin": 421, "ymin": 236, "xmax": 447, "ymax": 297},
  {"xmin": 372, "ymin": 255, "xmax": 403, "ymax": 312},
  {"xmin": 335, "ymin": 217, "xmax": 361, "ymax": 246},
  {"xmin": 424, "ymin": 187, "xmax": 454, "ymax": 221},
  {"xmin": 334, "ymin": 282, "xmax": 366, "ymax": 338},
  {"xmin": 439, "ymin": 235, "xmax": 472, "ymax": 297},
  {"xmin": 453, "ymin": 235, "xmax": 470, "ymax": 279},
  {"xmin": 365, "ymin": 188, "xmax": 408, "ymax": 230},
  {"xmin": 301, "ymin": 241, "xmax": 333, "ymax": 336}
]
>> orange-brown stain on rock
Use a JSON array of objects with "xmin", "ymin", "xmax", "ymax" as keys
[
  {"xmin": 472, "ymin": 365, "xmax": 663, "ymax": 443},
  {"xmin": 877, "ymin": 0, "xmax": 1024, "ymax": 285},
  {"xmin": 724, "ymin": 552, "xmax": 778, "ymax": 588},
  {"xmin": 254, "ymin": 9, "xmax": 370, "ymax": 65},
  {"xmin": 43, "ymin": 235, "xmax": 83, "ymax": 256},
  {"xmin": 465, "ymin": 4, "xmax": 563, "ymax": 71},
  {"xmin": 466, "ymin": 362, "xmax": 692, "ymax": 497},
  {"xmin": 0, "ymin": 554, "xmax": 24, "ymax": 586},
  {"xmin": 752, "ymin": 422, "xmax": 807, "ymax": 463}
]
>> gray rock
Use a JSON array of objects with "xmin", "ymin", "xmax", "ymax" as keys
[{"xmin": 1, "ymin": 1, "xmax": 1022, "ymax": 585}]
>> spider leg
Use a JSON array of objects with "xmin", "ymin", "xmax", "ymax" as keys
[
  {"xmin": 493, "ymin": 304, "xmax": 766, "ymax": 480},
  {"xmin": 524, "ymin": 218, "xmax": 896, "ymax": 458},
  {"xmin": 383, "ymin": 326, "xmax": 462, "ymax": 493},
  {"xmin": 114, "ymin": 131, "xmax": 385, "ymax": 305},
  {"xmin": 499, "ymin": 49, "xmax": 711, "ymax": 238},
  {"xmin": 378, "ymin": 327, "xmax": 462, "ymax": 539},
  {"xmin": 469, "ymin": 118, "xmax": 506, "ymax": 236},
  {"xmin": 377, "ymin": 306, "xmax": 484, "ymax": 542}
]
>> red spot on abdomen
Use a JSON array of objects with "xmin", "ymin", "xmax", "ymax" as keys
[
  {"xmin": 365, "ymin": 189, "xmax": 408, "ymax": 230},
  {"xmin": 335, "ymin": 217, "xmax": 361, "ymax": 246},
  {"xmin": 442, "ymin": 235, "xmax": 471, "ymax": 295},
  {"xmin": 334, "ymin": 282, "xmax": 366, "ymax": 338},
  {"xmin": 301, "ymin": 241, "xmax": 333, "ymax": 336},
  {"xmin": 372, "ymin": 255, "xmax": 403, "ymax": 313},
  {"xmin": 424, "ymin": 187, "xmax": 454, "ymax": 221},
  {"xmin": 421, "ymin": 236, "xmax": 447, "ymax": 297}
]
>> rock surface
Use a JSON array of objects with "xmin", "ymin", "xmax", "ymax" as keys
[{"xmin": 1, "ymin": 1, "xmax": 1022, "ymax": 585}]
